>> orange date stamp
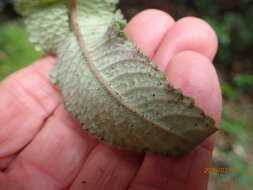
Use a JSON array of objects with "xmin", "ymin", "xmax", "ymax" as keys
[{"xmin": 203, "ymin": 167, "xmax": 237, "ymax": 175}]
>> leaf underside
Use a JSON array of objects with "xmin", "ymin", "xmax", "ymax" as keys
[{"xmin": 15, "ymin": 0, "xmax": 217, "ymax": 157}]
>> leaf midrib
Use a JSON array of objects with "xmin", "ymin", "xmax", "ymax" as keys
[{"xmin": 70, "ymin": 0, "xmax": 198, "ymax": 144}]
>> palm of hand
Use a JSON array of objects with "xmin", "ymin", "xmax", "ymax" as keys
[{"xmin": 0, "ymin": 10, "xmax": 221, "ymax": 190}]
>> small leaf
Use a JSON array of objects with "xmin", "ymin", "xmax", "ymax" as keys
[{"xmin": 15, "ymin": 0, "xmax": 217, "ymax": 157}]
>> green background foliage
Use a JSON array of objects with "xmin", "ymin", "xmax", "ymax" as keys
[
  {"xmin": 0, "ymin": 21, "xmax": 42, "ymax": 80},
  {"xmin": 0, "ymin": 0, "xmax": 252, "ymax": 189}
]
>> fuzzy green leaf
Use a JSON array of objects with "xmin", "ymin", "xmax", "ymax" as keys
[{"xmin": 15, "ymin": 0, "xmax": 217, "ymax": 157}]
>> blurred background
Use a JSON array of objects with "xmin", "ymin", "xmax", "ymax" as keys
[{"xmin": 0, "ymin": 0, "xmax": 252, "ymax": 189}]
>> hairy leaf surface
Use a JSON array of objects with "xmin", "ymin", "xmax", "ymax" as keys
[{"xmin": 15, "ymin": 0, "xmax": 217, "ymax": 157}]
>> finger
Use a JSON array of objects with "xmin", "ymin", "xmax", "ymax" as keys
[
  {"xmin": 5, "ymin": 105, "xmax": 98, "ymax": 190},
  {"xmin": 166, "ymin": 51, "xmax": 222, "ymax": 126},
  {"xmin": 70, "ymin": 9, "xmax": 176, "ymax": 190},
  {"xmin": 0, "ymin": 56, "xmax": 60, "ymax": 157},
  {"xmin": 125, "ymin": 9, "xmax": 175, "ymax": 57},
  {"xmin": 130, "ymin": 51, "xmax": 222, "ymax": 190},
  {"xmin": 153, "ymin": 16, "xmax": 218, "ymax": 71}
]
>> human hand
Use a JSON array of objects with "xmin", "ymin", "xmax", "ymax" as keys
[{"xmin": 0, "ymin": 9, "xmax": 222, "ymax": 190}]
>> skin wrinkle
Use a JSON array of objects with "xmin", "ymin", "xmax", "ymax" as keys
[
  {"xmin": 149, "ymin": 12, "xmax": 175, "ymax": 60},
  {"xmin": 0, "ymin": 155, "xmax": 17, "ymax": 171},
  {"xmin": 166, "ymin": 152, "xmax": 195, "ymax": 184},
  {"xmin": 0, "ymin": 106, "xmax": 46, "ymax": 168},
  {"xmin": 0, "ymin": 86, "xmax": 45, "ymax": 156},
  {"xmin": 114, "ymin": 150, "xmax": 144, "ymax": 190},
  {"xmin": 0, "ymin": 60, "xmax": 59, "ymax": 119},
  {"xmin": 184, "ymin": 147, "xmax": 212, "ymax": 190},
  {"xmin": 183, "ymin": 147, "xmax": 197, "ymax": 188},
  {"xmin": 9, "ymin": 157, "xmax": 63, "ymax": 190},
  {"xmin": 1, "ymin": 57, "xmax": 59, "ymax": 170},
  {"xmin": 1, "ymin": 80, "xmax": 44, "ymax": 118},
  {"xmin": 0, "ymin": 95, "xmax": 53, "ymax": 158},
  {"xmin": 125, "ymin": 154, "xmax": 145, "ymax": 190},
  {"xmin": 29, "ymin": 64, "xmax": 59, "ymax": 113},
  {"xmin": 7, "ymin": 106, "xmax": 98, "ymax": 189},
  {"xmin": 12, "ymin": 76, "xmax": 50, "ymax": 115},
  {"xmin": 0, "ymin": 58, "xmax": 61, "ymax": 158},
  {"xmin": 70, "ymin": 143, "xmax": 144, "ymax": 190},
  {"xmin": 97, "ymin": 156, "xmax": 118, "ymax": 188},
  {"xmin": 50, "ymin": 107, "xmax": 98, "ymax": 180}
]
